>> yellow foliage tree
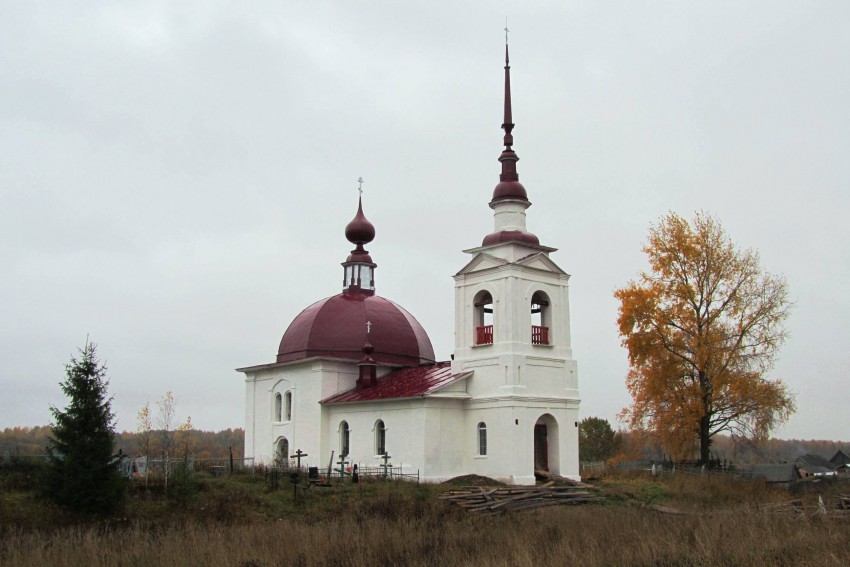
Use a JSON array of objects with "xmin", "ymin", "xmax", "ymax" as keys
[{"xmin": 615, "ymin": 212, "xmax": 795, "ymax": 463}]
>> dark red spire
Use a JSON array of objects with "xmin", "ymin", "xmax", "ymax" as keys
[{"xmin": 491, "ymin": 43, "xmax": 528, "ymax": 203}]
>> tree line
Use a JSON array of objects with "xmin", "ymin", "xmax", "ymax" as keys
[
  {"xmin": 577, "ymin": 417, "xmax": 846, "ymax": 466},
  {"xmin": 0, "ymin": 425, "xmax": 244, "ymax": 460}
]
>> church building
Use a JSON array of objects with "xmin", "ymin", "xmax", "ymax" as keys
[{"xmin": 237, "ymin": 46, "xmax": 581, "ymax": 484}]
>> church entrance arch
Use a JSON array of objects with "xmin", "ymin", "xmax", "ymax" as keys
[
  {"xmin": 533, "ymin": 414, "xmax": 560, "ymax": 475},
  {"xmin": 275, "ymin": 437, "xmax": 289, "ymax": 467}
]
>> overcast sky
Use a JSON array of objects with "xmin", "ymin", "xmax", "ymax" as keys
[{"xmin": 2, "ymin": 2, "xmax": 848, "ymax": 442}]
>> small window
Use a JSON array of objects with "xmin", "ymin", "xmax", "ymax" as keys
[
  {"xmin": 340, "ymin": 421, "xmax": 350, "ymax": 457},
  {"xmin": 375, "ymin": 420, "xmax": 386, "ymax": 455},
  {"xmin": 361, "ymin": 266, "xmax": 374, "ymax": 290},
  {"xmin": 284, "ymin": 391, "xmax": 293, "ymax": 421},
  {"xmin": 478, "ymin": 422, "xmax": 487, "ymax": 456},
  {"xmin": 274, "ymin": 393, "xmax": 282, "ymax": 422}
]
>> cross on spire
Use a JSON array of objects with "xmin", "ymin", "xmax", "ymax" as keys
[
  {"xmin": 366, "ymin": 320, "xmax": 372, "ymax": 334},
  {"xmin": 357, "ymin": 177, "xmax": 364, "ymax": 195},
  {"xmin": 504, "ymin": 18, "xmax": 509, "ymax": 45}
]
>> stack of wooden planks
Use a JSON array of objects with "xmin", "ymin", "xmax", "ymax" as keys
[{"xmin": 439, "ymin": 481, "xmax": 602, "ymax": 514}]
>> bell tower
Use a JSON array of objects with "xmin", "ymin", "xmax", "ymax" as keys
[{"xmin": 453, "ymin": 44, "xmax": 580, "ymax": 483}]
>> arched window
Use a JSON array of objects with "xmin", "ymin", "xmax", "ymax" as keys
[
  {"xmin": 474, "ymin": 290, "xmax": 494, "ymax": 345},
  {"xmin": 274, "ymin": 393, "xmax": 282, "ymax": 422},
  {"xmin": 284, "ymin": 391, "xmax": 293, "ymax": 421},
  {"xmin": 531, "ymin": 291, "xmax": 550, "ymax": 345},
  {"xmin": 478, "ymin": 422, "xmax": 487, "ymax": 456},
  {"xmin": 375, "ymin": 420, "xmax": 386, "ymax": 455},
  {"xmin": 340, "ymin": 421, "xmax": 350, "ymax": 457}
]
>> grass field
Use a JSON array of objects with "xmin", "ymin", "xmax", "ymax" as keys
[{"xmin": 1, "ymin": 468, "xmax": 849, "ymax": 566}]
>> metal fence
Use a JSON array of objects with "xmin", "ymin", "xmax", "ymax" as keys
[
  {"xmin": 263, "ymin": 462, "xmax": 420, "ymax": 491},
  {"xmin": 124, "ymin": 456, "xmax": 255, "ymax": 478}
]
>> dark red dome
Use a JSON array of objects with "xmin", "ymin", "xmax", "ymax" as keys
[
  {"xmin": 482, "ymin": 229, "xmax": 540, "ymax": 246},
  {"xmin": 345, "ymin": 198, "xmax": 376, "ymax": 245},
  {"xmin": 491, "ymin": 179, "xmax": 528, "ymax": 202},
  {"xmin": 277, "ymin": 293, "xmax": 435, "ymax": 366}
]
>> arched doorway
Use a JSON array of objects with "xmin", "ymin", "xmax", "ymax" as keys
[
  {"xmin": 275, "ymin": 437, "xmax": 289, "ymax": 467},
  {"xmin": 534, "ymin": 414, "xmax": 560, "ymax": 475}
]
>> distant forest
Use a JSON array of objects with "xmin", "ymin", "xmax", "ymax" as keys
[
  {"xmin": 0, "ymin": 426, "xmax": 244, "ymax": 460},
  {"xmin": 2, "ymin": 426, "xmax": 846, "ymax": 465}
]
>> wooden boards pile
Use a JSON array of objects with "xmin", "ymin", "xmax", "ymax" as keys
[{"xmin": 439, "ymin": 482, "xmax": 602, "ymax": 515}]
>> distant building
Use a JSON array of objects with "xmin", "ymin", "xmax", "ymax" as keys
[
  {"xmin": 829, "ymin": 450, "xmax": 849, "ymax": 472},
  {"xmin": 795, "ymin": 453, "xmax": 839, "ymax": 477},
  {"xmin": 237, "ymin": 46, "xmax": 581, "ymax": 484},
  {"xmin": 739, "ymin": 463, "xmax": 800, "ymax": 486}
]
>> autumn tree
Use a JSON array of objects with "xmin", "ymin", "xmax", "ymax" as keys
[
  {"xmin": 44, "ymin": 341, "xmax": 125, "ymax": 515},
  {"xmin": 136, "ymin": 402, "xmax": 152, "ymax": 457},
  {"xmin": 615, "ymin": 212, "xmax": 795, "ymax": 464},
  {"xmin": 157, "ymin": 390, "xmax": 177, "ymax": 461},
  {"xmin": 578, "ymin": 417, "xmax": 620, "ymax": 462}
]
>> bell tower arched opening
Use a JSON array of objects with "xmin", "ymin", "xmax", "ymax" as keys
[
  {"xmin": 474, "ymin": 290, "xmax": 494, "ymax": 345},
  {"xmin": 531, "ymin": 291, "xmax": 550, "ymax": 345}
]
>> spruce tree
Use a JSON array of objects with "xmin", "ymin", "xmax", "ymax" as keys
[{"xmin": 44, "ymin": 341, "xmax": 125, "ymax": 515}]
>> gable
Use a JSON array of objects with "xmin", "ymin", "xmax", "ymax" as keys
[
  {"xmin": 516, "ymin": 252, "xmax": 568, "ymax": 275},
  {"xmin": 455, "ymin": 253, "xmax": 509, "ymax": 276}
]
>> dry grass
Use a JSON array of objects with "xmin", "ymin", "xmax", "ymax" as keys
[{"xmin": 2, "ymin": 471, "xmax": 849, "ymax": 566}]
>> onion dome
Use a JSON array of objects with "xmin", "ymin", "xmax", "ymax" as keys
[
  {"xmin": 345, "ymin": 197, "xmax": 376, "ymax": 245},
  {"xmin": 277, "ymin": 294, "xmax": 436, "ymax": 366},
  {"xmin": 277, "ymin": 193, "xmax": 435, "ymax": 366}
]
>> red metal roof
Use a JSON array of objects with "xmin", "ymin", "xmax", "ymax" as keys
[
  {"xmin": 321, "ymin": 362, "xmax": 470, "ymax": 404},
  {"xmin": 277, "ymin": 292, "xmax": 435, "ymax": 366}
]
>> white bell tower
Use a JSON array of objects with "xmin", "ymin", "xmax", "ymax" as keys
[{"xmin": 452, "ymin": 45, "xmax": 580, "ymax": 483}]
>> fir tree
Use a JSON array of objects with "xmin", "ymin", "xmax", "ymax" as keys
[{"xmin": 44, "ymin": 341, "xmax": 125, "ymax": 515}]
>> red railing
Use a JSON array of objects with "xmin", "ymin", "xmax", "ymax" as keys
[
  {"xmin": 532, "ymin": 325, "xmax": 549, "ymax": 345},
  {"xmin": 476, "ymin": 325, "xmax": 493, "ymax": 345}
]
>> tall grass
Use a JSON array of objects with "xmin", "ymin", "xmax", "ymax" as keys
[
  {"xmin": 4, "ymin": 505, "xmax": 849, "ymax": 566},
  {"xmin": 2, "ymin": 472, "xmax": 849, "ymax": 566}
]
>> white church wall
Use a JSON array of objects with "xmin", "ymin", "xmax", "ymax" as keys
[
  {"xmin": 324, "ymin": 400, "xmax": 427, "ymax": 476},
  {"xmin": 464, "ymin": 401, "xmax": 580, "ymax": 483},
  {"xmin": 242, "ymin": 358, "xmax": 358, "ymax": 468},
  {"xmin": 324, "ymin": 398, "xmax": 469, "ymax": 482},
  {"xmin": 421, "ymin": 399, "xmax": 466, "ymax": 481}
]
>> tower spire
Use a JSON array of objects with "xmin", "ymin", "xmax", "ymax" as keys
[
  {"xmin": 502, "ymin": 44, "xmax": 513, "ymax": 148},
  {"xmin": 482, "ymin": 37, "xmax": 539, "ymax": 247},
  {"xmin": 491, "ymin": 39, "xmax": 528, "ymax": 203}
]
